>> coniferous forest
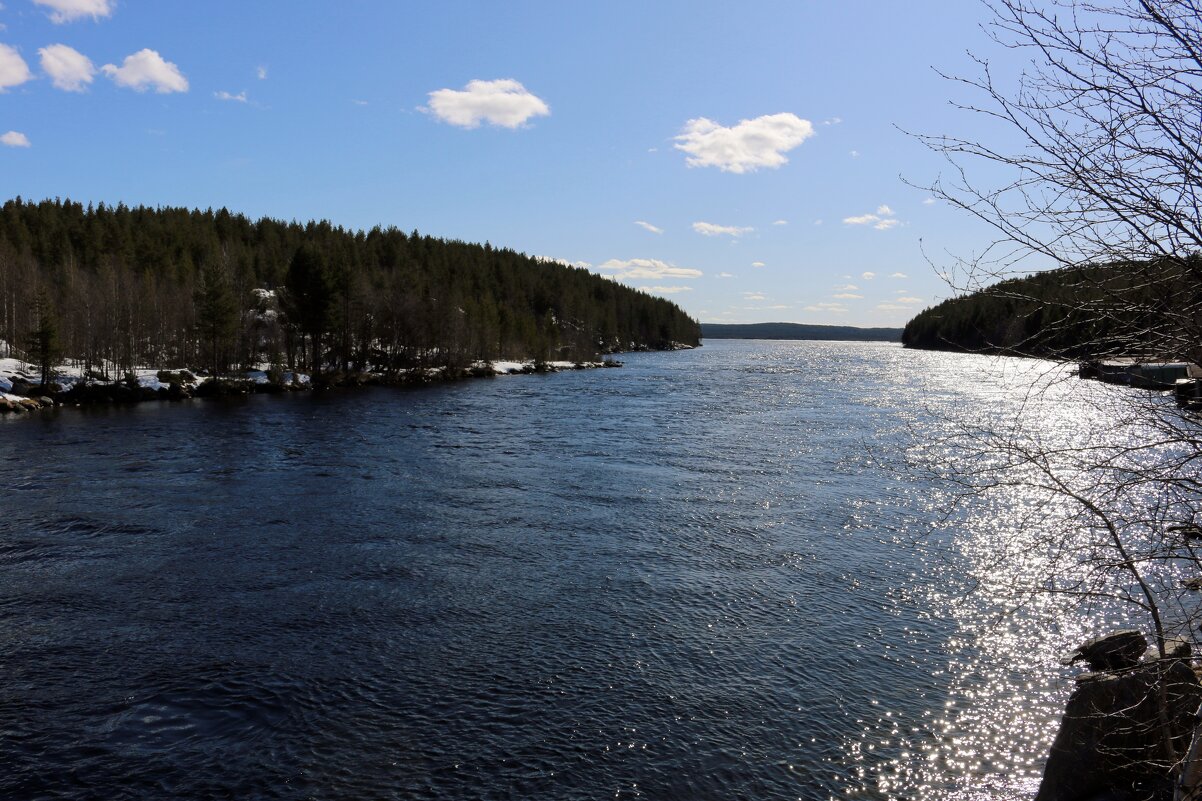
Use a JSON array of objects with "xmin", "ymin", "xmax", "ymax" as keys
[
  {"xmin": 902, "ymin": 258, "xmax": 1202, "ymax": 363},
  {"xmin": 0, "ymin": 198, "xmax": 700, "ymax": 380}
]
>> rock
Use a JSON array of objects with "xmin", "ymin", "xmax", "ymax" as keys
[
  {"xmin": 1062, "ymin": 630, "xmax": 1148, "ymax": 671},
  {"xmin": 1038, "ymin": 634, "xmax": 1202, "ymax": 801},
  {"xmin": 1183, "ymin": 577, "xmax": 1202, "ymax": 591},
  {"xmin": 0, "ymin": 397, "xmax": 12, "ymax": 413},
  {"xmin": 18, "ymin": 398, "xmax": 40, "ymax": 411},
  {"xmin": 38, "ymin": 396, "xmax": 54, "ymax": 407}
]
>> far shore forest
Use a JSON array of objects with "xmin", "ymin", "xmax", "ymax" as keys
[{"xmin": 0, "ymin": 198, "xmax": 701, "ymax": 380}]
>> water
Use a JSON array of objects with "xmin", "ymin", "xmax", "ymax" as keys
[{"xmin": 0, "ymin": 340, "xmax": 1180, "ymax": 799}]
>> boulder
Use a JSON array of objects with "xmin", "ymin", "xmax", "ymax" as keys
[
  {"xmin": 1038, "ymin": 634, "xmax": 1202, "ymax": 801},
  {"xmin": 1062, "ymin": 630, "xmax": 1148, "ymax": 672}
]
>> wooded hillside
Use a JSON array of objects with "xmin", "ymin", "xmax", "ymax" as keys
[
  {"xmin": 901, "ymin": 259, "xmax": 1202, "ymax": 361},
  {"xmin": 0, "ymin": 198, "xmax": 700, "ymax": 377}
]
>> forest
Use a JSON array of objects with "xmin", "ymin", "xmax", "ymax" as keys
[
  {"xmin": 0, "ymin": 198, "xmax": 700, "ymax": 381},
  {"xmin": 901, "ymin": 258, "xmax": 1202, "ymax": 363}
]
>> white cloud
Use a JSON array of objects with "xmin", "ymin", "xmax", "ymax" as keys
[
  {"xmin": 717, "ymin": 272, "xmax": 734, "ymax": 278},
  {"xmin": 803, "ymin": 302, "xmax": 848, "ymax": 313},
  {"xmin": 596, "ymin": 258, "xmax": 702, "ymax": 281},
  {"xmin": 813, "ymin": 219, "xmax": 824, "ymax": 226},
  {"xmin": 743, "ymin": 292, "xmax": 767, "ymax": 301},
  {"xmin": 634, "ymin": 220, "xmax": 663, "ymax": 234},
  {"xmin": 849, "ymin": 150, "xmax": 860, "ymax": 158},
  {"xmin": 875, "ymin": 303, "xmax": 909, "ymax": 312},
  {"xmin": 843, "ymin": 205, "xmax": 900, "ymax": 231},
  {"xmin": 0, "ymin": 44, "xmax": 32, "ymax": 91},
  {"xmin": 102, "ymin": 49, "xmax": 188, "ymax": 93},
  {"xmin": 214, "ymin": 90, "xmax": 247, "ymax": 103},
  {"xmin": 256, "ymin": 65, "xmax": 268, "ymax": 80},
  {"xmin": 922, "ymin": 197, "xmax": 936, "ymax": 205},
  {"xmin": 862, "ymin": 271, "xmax": 877, "ymax": 280},
  {"xmin": 833, "ymin": 293, "xmax": 863, "ymax": 300},
  {"xmin": 895, "ymin": 296, "xmax": 924, "ymax": 304},
  {"xmin": 750, "ymin": 261, "xmax": 765, "ymax": 268},
  {"xmin": 765, "ymin": 304, "xmax": 791, "ymax": 310},
  {"xmin": 772, "ymin": 219, "xmax": 788, "ymax": 226},
  {"xmin": 351, "ymin": 99, "xmax": 368, "ymax": 106},
  {"xmin": 822, "ymin": 116, "xmax": 842, "ymax": 125},
  {"xmin": 39, "ymin": 43, "xmax": 94, "ymax": 91},
  {"xmin": 890, "ymin": 272, "xmax": 908, "ymax": 279},
  {"xmin": 1, "ymin": 130, "xmax": 30, "ymax": 147},
  {"xmin": 426, "ymin": 78, "xmax": 549, "ymax": 129},
  {"xmin": 34, "ymin": 0, "xmax": 113, "ymax": 23},
  {"xmin": 639, "ymin": 285, "xmax": 692, "ymax": 295},
  {"xmin": 692, "ymin": 221, "xmax": 752, "ymax": 238},
  {"xmin": 835, "ymin": 284, "xmax": 858, "ymax": 292},
  {"xmin": 536, "ymin": 256, "xmax": 592, "ymax": 269},
  {"xmin": 673, "ymin": 112, "xmax": 814, "ymax": 174}
]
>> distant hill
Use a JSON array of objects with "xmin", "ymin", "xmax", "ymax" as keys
[{"xmin": 701, "ymin": 322, "xmax": 902, "ymax": 342}]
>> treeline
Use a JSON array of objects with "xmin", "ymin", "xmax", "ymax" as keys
[
  {"xmin": 0, "ymin": 198, "xmax": 700, "ymax": 378},
  {"xmin": 701, "ymin": 322, "xmax": 901, "ymax": 342},
  {"xmin": 902, "ymin": 258, "xmax": 1202, "ymax": 362}
]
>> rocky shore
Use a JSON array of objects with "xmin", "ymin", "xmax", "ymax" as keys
[{"xmin": 0, "ymin": 358, "xmax": 623, "ymax": 417}]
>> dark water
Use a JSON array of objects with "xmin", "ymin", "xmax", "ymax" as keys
[{"xmin": 0, "ymin": 341, "xmax": 1136, "ymax": 799}]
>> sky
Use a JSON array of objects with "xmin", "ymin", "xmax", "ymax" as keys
[{"xmin": 0, "ymin": 0, "xmax": 1033, "ymax": 327}]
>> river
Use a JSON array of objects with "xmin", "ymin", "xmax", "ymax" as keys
[{"xmin": 0, "ymin": 340, "xmax": 1169, "ymax": 799}]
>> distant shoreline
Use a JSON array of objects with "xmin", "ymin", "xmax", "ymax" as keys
[{"xmin": 701, "ymin": 322, "xmax": 903, "ymax": 342}]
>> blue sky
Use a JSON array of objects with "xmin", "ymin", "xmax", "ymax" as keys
[{"xmin": 0, "ymin": 0, "xmax": 1027, "ymax": 326}]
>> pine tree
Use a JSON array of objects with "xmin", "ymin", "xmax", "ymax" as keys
[
  {"xmin": 195, "ymin": 259, "xmax": 237, "ymax": 378},
  {"xmin": 28, "ymin": 289, "xmax": 61, "ymax": 388}
]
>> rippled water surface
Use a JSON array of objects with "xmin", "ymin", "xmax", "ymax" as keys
[{"xmin": 0, "ymin": 341, "xmax": 1167, "ymax": 799}]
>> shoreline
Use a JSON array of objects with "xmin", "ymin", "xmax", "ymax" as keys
[{"xmin": 0, "ymin": 357, "xmax": 634, "ymax": 418}]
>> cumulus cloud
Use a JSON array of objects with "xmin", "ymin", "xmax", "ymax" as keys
[
  {"xmin": 890, "ymin": 272, "xmax": 908, "ymax": 279},
  {"xmin": 0, "ymin": 44, "xmax": 32, "ymax": 91},
  {"xmin": 717, "ymin": 272, "xmax": 734, "ymax": 278},
  {"xmin": 922, "ymin": 197, "xmax": 936, "ymax": 205},
  {"xmin": 861, "ymin": 271, "xmax": 876, "ymax": 280},
  {"xmin": 214, "ymin": 90, "xmax": 247, "ymax": 103},
  {"xmin": 843, "ymin": 205, "xmax": 900, "ymax": 231},
  {"xmin": 639, "ymin": 285, "xmax": 692, "ymax": 295},
  {"xmin": 102, "ymin": 49, "xmax": 188, "ymax": 93},
  {"xmin": 822, "ymin": 116, "xmax": 842, "ymax": 125},
  {"xmin": 596, "ymin": 258, "xmax": 702, "ymax": 281},
  {"xmin": 849, "ymin": 150, "xmax": 860, "ymax": 158},
  {"xmin": 256, "ymin": 65, "xmax": 268, "ymax": 80},
  {"xmin": 692, "ymin": 221, "xmax": 752, "ymax": 238},
  {"xmin": 39, "ymin": 44, "xmax": 93, "ymax": 91},
  {"xmin": 536, "ymin": 256, "xmax": 592, "ymax": 269},
  {"xmin": 634, "ymin": 220, "xmax": 662, "ymax": 234},
  {"xmin": 1, "ymin": 130, "xmax": 30, "ymax": 147},
  {"xmin": 750, "ymin": 261, "xmax": 765, "ymax": 268},
  {"xmin": 894, "ymin": 296, "xmax": 924, "ymax": 304},
  {"xmin": 426, "ymin": 78, "xmax": 549, "ymax": 129},
  {"xmin": 743, "ymin": 292, "xmax": 766, "ymax": 301},
  {"xmin": 34, "ymin": 0, "xmax": 113, "ymax": 23},
  {"xmin": 833, "ymin": 293, "xmax": 863, "ymax": 300},
  {"xmin": 772, "ymin": 219, "xmax": 788, "ymax": 226},
  {"xmin": 673, "ymin": 112, "xmax": 814, "ymax": 174},
  {"xmin": 875, "ymin": 303, "xmax": 909, "ymax": 312},
  {"xmin": 803, "ymin": 302, "xmax": 847, "ymax": 313},
  {"xmin": 835, "ymin": 284, "xmax": 858, "ymax": 292}
]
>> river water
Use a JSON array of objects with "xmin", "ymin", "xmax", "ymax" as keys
[{"xmin": 0, "ymin": 340, "xmax": 1176, "ymax": 799}]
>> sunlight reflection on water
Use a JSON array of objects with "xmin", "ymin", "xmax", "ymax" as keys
[{"xmin": 2, "ymin": 341, "xmax": 1197, "ymax": 800}]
